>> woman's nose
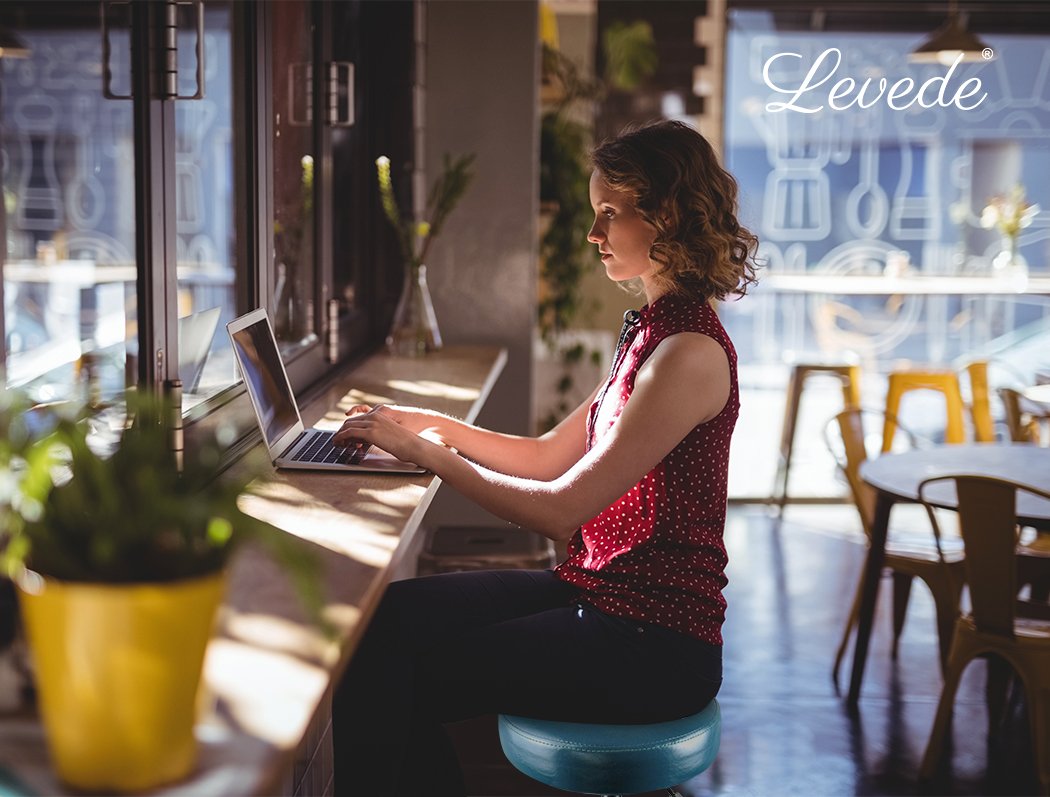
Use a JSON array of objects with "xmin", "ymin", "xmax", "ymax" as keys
[{"xmin": 587, "ymin": 219, "xmax": 604, "ymax": 244}]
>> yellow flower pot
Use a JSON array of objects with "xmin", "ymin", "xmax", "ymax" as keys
[{"xmin": 18, "ymin": 571, "xmax": 226, "ymax": 792}]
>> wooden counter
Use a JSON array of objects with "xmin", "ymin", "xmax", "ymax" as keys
[{"xmin": 0, "ymin": 345, "xmax": 508, "ymax": 796}]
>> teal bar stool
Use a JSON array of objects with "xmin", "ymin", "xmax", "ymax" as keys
[{"xmin": 498, "ymin": 699, "xmax": 721, "ymax": 797}]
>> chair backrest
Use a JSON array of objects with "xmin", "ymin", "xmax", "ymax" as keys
[
  {"xmin": 918, "ymin": 475, "xmax": 1050, "ymax": 638},
  {"xmin": 998, "ymin": 387, "xmax": 1031, "ymax": 443},
  {"xmin": 998, "ymin": 386, "xmax": 1050, "ymax": 444},
  {"xmin": 824, "ymin": 407, "xmax": 922, "ymax": 539}
]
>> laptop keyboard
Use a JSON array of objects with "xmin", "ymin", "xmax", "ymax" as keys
[{"xmin": 290, "ymin": 432, "xmax": 372, "ymax": 465}]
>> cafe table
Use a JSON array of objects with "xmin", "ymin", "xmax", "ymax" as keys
[{"xmin": 847, "ymin": 443, "xmax": 1050, "ymax": 706}]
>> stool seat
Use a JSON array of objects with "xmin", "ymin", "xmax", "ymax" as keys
[
  {"xmin": 882, "ymin": 367, "xmax": 966, "ymax": 452},
  {"xmin": 498, "ymin": 700, "xmax": 721, "ymax": 795}
]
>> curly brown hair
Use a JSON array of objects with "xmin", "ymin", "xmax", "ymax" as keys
[{"xmin": 591, "ymin": 120, "xmax": 759, "ymax": 301}]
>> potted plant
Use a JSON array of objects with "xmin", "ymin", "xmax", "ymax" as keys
[{"xmin": 0, "ymin": 389, "xmax": 320, "ymax": 792}]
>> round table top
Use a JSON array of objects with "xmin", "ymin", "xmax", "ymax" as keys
[{"xmin": 860, "ymin": 443, "xmax": 1050, "ymax": 528}]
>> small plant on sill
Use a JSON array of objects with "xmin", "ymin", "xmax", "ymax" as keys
[
  {"xmin": 0, "ymin": 388, "xmax": 327, "ymax": 791},
  {"xmin": 0, "ymin": 389, "xmax": 322, "ymax": 611}
]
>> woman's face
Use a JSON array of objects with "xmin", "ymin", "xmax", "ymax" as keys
[{"xmin": 587, "ymin": 170, "xmax": 658, "ymax": 284}]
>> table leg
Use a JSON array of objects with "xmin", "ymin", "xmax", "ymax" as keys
[{"xmin": 847, "ymin": 490, "xmax": 893, "ymax": 707}]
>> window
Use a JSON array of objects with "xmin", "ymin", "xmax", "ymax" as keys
[
  {"xmin": 1, "ymin": 0, "xmax": 415, "ymax": 450},
  {"xmin": 721, "ymin": 6, "xmax": 1050, "ymax": 369},
  {"xmin": 0, "ymin": 2, "xmax": 139, "ymax": 405}
]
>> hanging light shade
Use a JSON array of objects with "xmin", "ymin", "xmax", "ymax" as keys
[{"xmin": 910, "ymin": 6, "xmax": 992, "ymax": 65}]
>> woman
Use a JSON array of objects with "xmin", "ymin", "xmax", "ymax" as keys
[{"xmin": 332, "ymin": 119, "xmax": 759, "ymax": 796}]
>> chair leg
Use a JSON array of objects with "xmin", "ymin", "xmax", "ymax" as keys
[
  {"xmin": 891, "ymin": 572, "xmax": 913, "ymax": 660},
  {"xmin": 832, "ymin": 579, "xmax": 861, "ymax": 689},
  {"xmin": 984, "ymin": 654, "xmax": 1012, "ymax": 739},
  {"xmin": 920, "ymin": 649, "xmax": 969, "ymax": 780},
  {"xmin": 929, "ymin": 572, "xmax": 963, "ymax": 677},
  {"xmin": 882, "ymin": 376, "xmax": 904, "ymax": 452},
  {"xmin": 774, "ymin": 368, "xmax": 805, "ymax": 511},
  {"xmin": 1025, "ymin": 678, "xmax": 1050, "ymax": 797}
]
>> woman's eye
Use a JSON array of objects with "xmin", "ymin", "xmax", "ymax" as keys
[{"xmin": 603, "ymin": 208, "xmax": 616, "ymax": 218}]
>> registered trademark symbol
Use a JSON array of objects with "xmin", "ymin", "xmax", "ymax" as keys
[{"xmin": 982, "ymin": 48, "xmax": 994, "ymax": 60}]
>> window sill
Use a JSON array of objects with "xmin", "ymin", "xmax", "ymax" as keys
[{"xmin": 2, "ymin": 344, "xmax": 508, "ymax": 796}]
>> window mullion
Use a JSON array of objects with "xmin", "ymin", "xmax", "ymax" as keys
[{"xmin": 131, "ymin": 0, "xmax": 179, "ymax": 391}]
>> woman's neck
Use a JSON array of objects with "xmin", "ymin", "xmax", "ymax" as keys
[{"xmin": 641, "ymin": 278, "xmax": 668, "ymax": 307}]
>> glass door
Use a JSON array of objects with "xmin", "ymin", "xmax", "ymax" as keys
[{"xmin": 0, "ymin": 1, "xmax": 138, "ymax": 405}]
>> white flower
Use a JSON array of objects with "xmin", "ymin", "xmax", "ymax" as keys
[
  {"xmin": 1020, "ymin": 203, "xmax": 1040, "ymax": 229},
  {"xmin": 979, "ymin": 204, "xmax": 999, "ymax": 229},
  {"xmin": 981, "ymin": 185, "xmax": 1038, "ymax": 238}
]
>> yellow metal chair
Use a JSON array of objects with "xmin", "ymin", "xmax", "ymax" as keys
[
  {"xmin": 773, "ymin": 360, "xmax": 862, "ymax": 511},
  {"xmin": 881, "ymin": 367, "xmax": 966, "ymax": 452},
  {"xmin": 964, "ymin": 360, "xmax": 995, "ymax": 443},
  {"xmin": 882, "ymin": 360, "xmax": 996, "ymax": 452},
  {"xmin": 824, "ymin": 408, "xmax": 965, "ymax": 687},
  {"xmin": 918, "ymin": 475, "xmax": 1050, "ymax": 795},
  {"xmin": 996, "ymin": 386, "xmax": 1050, "ymax": 605}
]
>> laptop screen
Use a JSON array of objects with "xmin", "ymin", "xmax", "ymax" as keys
[
  {"xmin": 229, "ymin": 314, "xmax": 300, "ymax": 446},
  {"xmin": 178, "ymin": 306, "xmax": 221, "ymax": 393}
]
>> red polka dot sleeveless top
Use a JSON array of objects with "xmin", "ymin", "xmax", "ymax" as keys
[{"xmin": 555, "ymin": 291, "xmax": 738, "ymax": 645}]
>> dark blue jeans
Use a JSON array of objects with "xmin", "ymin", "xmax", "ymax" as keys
[{"xmin": 332, "ymin": 568, "xmax": 722, "ymax": 796}]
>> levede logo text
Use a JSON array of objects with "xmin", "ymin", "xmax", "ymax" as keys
[{"xmin": 763, "ymin": 47, "xmax": 987, "ymax": 113}]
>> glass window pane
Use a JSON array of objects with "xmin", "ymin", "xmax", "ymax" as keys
[
  {"xmin": 175, "ymin": 0, "xmax": 241, "ymax": 410},
  {"xmin": 271, "ymin": 0, "xmax": 316, "ymax": 353},
  {"xmin": 723, "ymin": 10, "xmax": 1050, "ymax": 369},
  {"xmin": 1, "ymin": 1, "xmax": 137, "ymax": 405}
]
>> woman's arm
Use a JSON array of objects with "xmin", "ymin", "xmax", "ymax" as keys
[
  {"xmin": 342, "ymin": 383, "xmax": 599, "ymax": 480},
  {"xmin": 334, "ymin": 332, "xmax": 730, "ymax": 540}
]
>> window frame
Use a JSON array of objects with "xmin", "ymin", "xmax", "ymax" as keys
[
  {"xmin": 0, "ymin": 0, "xmax": 414, "ymax": 455},
  {"xmin": 181, "ymin": 0, "xmax": 415, "ymax": 452}
]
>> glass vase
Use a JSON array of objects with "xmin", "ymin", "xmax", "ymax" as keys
[
  {"xmin": 992, "ymin": 235, "xmax": 1028, "ymax": 289},
  {"xmin": 386, "ymin": 264, "xmax": 443, "ymax": 357}
]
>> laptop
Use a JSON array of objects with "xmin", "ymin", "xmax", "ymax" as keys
[
  {"xmin": 178, "ymin": 306, "xmax": 222, "ymax": 394},
  {"xmin": 226, "ymin": 308, "xmax": 425, "ymax": 473}
]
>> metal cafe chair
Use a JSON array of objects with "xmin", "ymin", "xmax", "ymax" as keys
[
  {"xmin": 824, "ymin": 407, "xmax": 965, "ymax": 687},
  {"xmin": 918, "ymin": 475, "xmax": 1050, "ymax": 795}
]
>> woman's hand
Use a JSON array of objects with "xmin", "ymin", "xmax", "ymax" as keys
[
  {"xmin": 333, "ymin": 405, "xmax": 432, "ymax": 465},
  {"xmin": 341, "ymin": 403, "xmax": 446, "ymax": 443}
]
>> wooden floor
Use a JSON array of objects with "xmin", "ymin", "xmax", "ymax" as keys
[{"xmin": 448, "ymin": 505, "xmax": 1042, "ymax": 797}]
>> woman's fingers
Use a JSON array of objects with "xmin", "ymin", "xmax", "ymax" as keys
[
  {"xmin": 345, "ymin": 403, "xmax": 392, "ymax": 419},
  {"xmin": 334, "ymin": 406, "xmax": 392, "ymax": 446},
  {"xmin": 334, "ymin": 415, "xmax": 370, "ymax": 446}
]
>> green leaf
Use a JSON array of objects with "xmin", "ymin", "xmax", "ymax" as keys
[
  {"xmin": 207, "ymin": 517, "xmax": 234, "ymax": 546},
  {"xmin": 602, "ymin": 21, "xmax": 658, "ymax": 91},
  {"xmin": 0, "ymin": 390, "xmax": 323, "ymax": 626}
]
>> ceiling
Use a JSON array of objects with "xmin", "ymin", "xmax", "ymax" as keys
[{"xmin": 726, "ymin": 0, "xmax": 1050, "ymax": 35}]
